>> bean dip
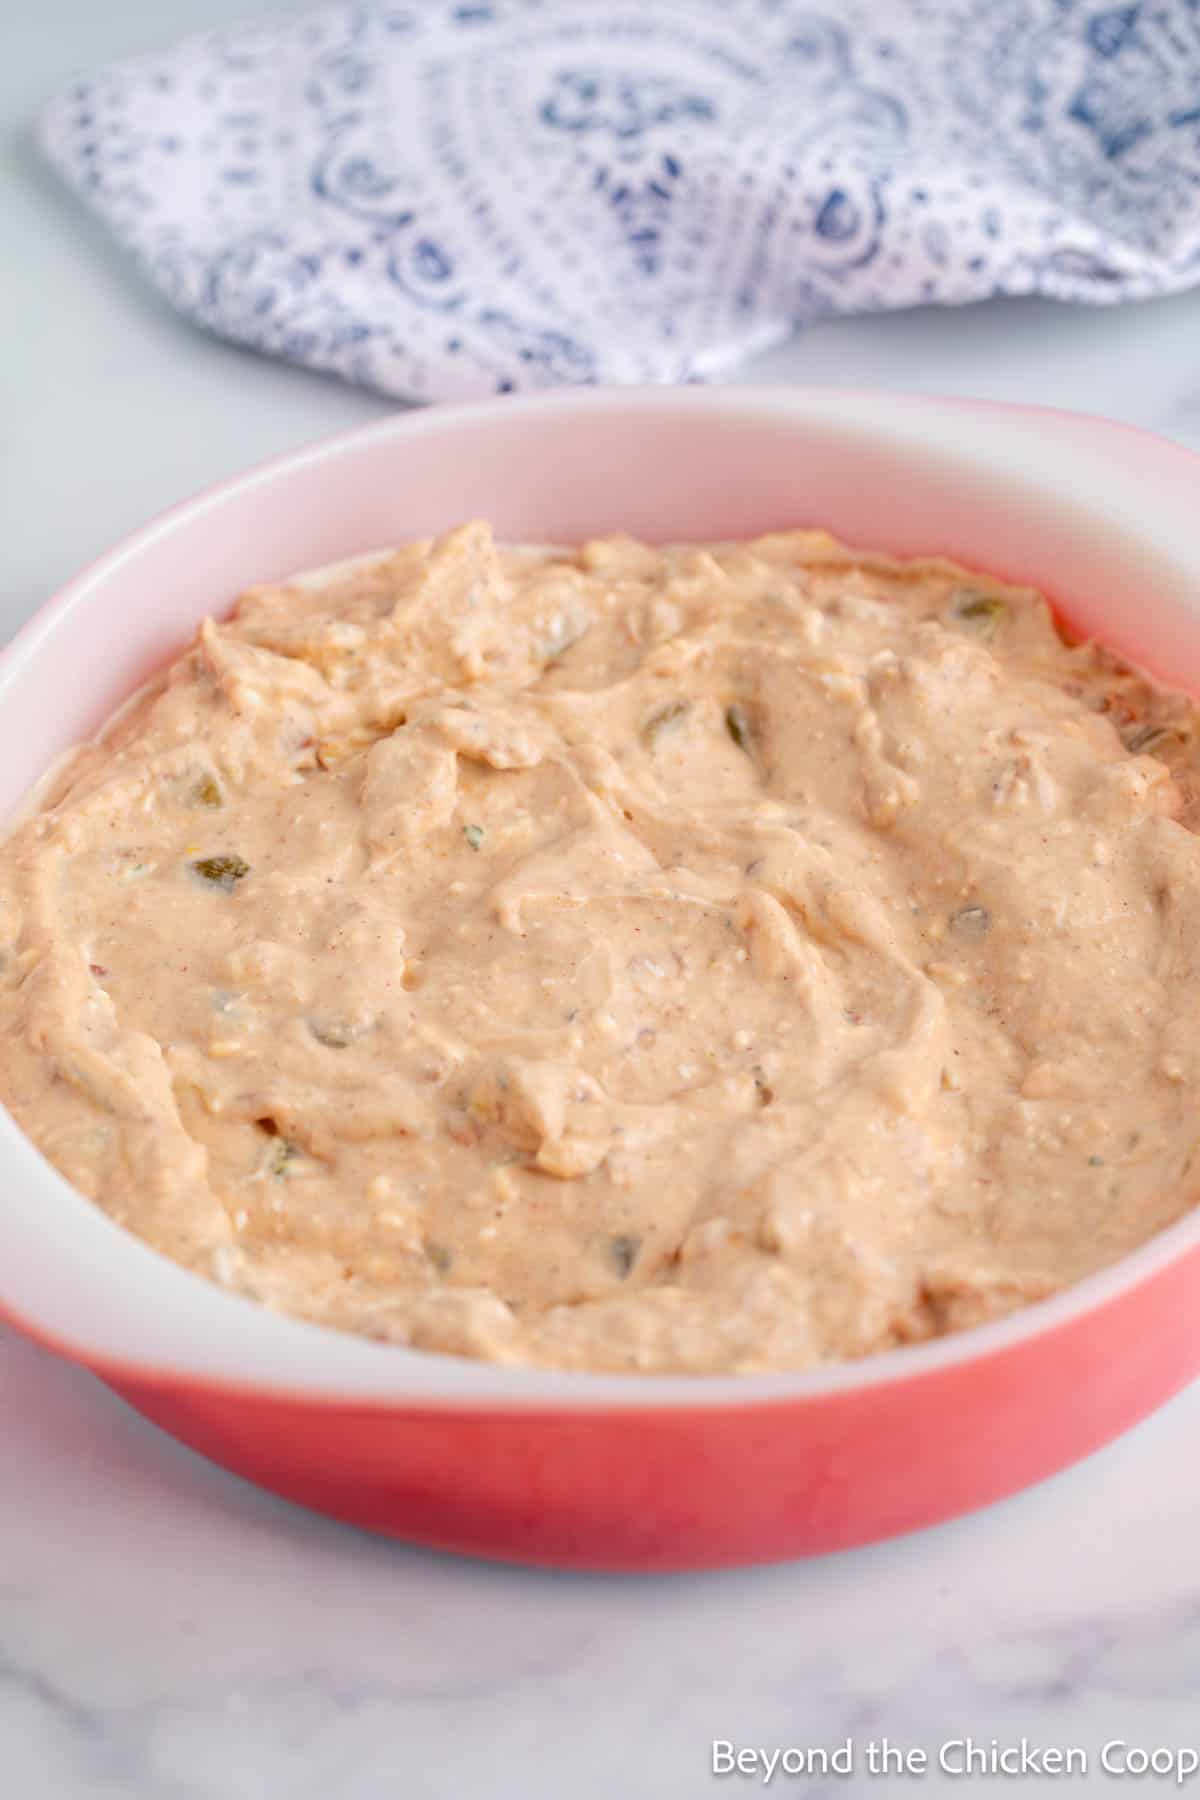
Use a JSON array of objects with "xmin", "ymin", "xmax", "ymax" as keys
[{"xmin": 2, "ymin": 524, "xmax": 1198, "ymax": 1373}]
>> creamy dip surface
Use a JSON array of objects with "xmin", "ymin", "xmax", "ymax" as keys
[{"xmin": 4, "ymin": 523, "xmax": 1200, "ymax": 1375}]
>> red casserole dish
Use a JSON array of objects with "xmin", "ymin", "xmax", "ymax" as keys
[{"xmin": 2, "ymin": 386, "xmax": 1199, "ymax": 1571}]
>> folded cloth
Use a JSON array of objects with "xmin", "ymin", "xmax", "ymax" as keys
[{"xmin": 41, "ymin": 0, "xmax": 1200, "ymax": 402}]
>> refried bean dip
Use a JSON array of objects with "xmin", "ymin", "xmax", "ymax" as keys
[{"xmin": 2, "ymin": 523, "xmax": 1199, "ymax": 1374}]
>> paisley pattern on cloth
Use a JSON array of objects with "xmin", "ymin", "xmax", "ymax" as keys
[{"xmin": 40, "ymin": 0, "xmax": 1200, "ymax": 401}]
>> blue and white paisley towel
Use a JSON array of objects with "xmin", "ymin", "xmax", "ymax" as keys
[{"xmin": 40, "ymin": 0, "xmax": 1200, "ymax": 400}]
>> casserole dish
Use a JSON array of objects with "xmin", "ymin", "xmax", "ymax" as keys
[{"xmin": 3, "ymin": 386, "xmax": 1199, "ymax": 1571}]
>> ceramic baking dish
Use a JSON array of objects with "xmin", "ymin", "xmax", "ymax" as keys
[{"xmin": 3, "ymin": 386, "xmax": 1200, "ymax": 1571}]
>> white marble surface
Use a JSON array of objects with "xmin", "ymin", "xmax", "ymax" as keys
[{"xmin": 7, "ymin": 4, "xmax": 1200, "ymax": 1795}]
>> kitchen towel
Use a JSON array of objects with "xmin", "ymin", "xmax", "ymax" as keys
[{"xmin": 40, "ymin": 0, "xmax": 1200, "ymax": 402}]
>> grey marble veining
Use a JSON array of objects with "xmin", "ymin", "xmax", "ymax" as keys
[{"xmin": 7, "ymin": 4, "xmax": 1200, "ymax": 1795}]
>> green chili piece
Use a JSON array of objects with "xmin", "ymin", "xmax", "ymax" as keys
[
  {"xmin": 609, "ymin": 1233, "xmax": 641, "ymax": 1279},
  {"xmin": 191, "ymin": 854, "xmax": 249, "ymax": 891},
  {"xmin": 309, "ymin": 1017, "xmax": 357, "ymax": 1049},
  {"xmin": 426, "ymin": 1241, "xmax": 454, "ymax": 1275},
  {"xmin": 950, "ymin": 903, "xmax": 991, "ymax": 940},
  {"xmin": 192, "ymin": 775, "xmax": 223, "ymax": 808},
  {"xmin": 950, "ymin": 590, "xmax": 1007, "ymax": 638},
  {"xmin": 270, "ymin": 1138, "xmax": 300, "ymax": 1178}
]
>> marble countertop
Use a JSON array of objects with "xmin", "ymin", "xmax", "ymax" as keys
[{"xmin": 7, "ymin": 5, "xmax": 1200, "ymax": 1796}]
